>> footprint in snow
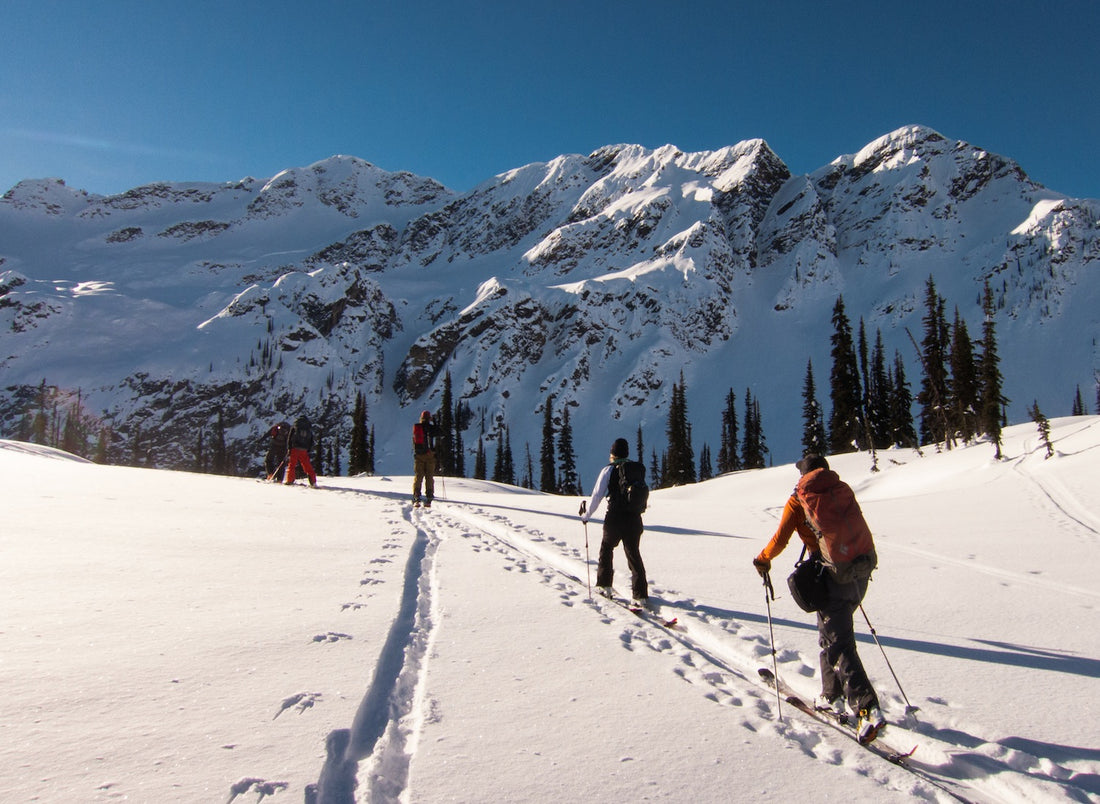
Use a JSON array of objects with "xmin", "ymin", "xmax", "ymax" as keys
[
  {"xmin": 273, "ymin": 692, "xmax": 323, "ymax": 719},
  {"xmin": 311, "ymin": 631, "xmax": 352, "ymax": 643},
  {"xmin": 228, "ymin": 777, "xmax": 289, "ymax": 802}
]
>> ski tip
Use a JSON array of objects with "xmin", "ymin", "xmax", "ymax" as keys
[
  {"xmin": 887, "ymin": 745, "xmax": 918, "ymax": 764},
  {"xmin": 757, "ymin": 667, "xmax": 774, "ymax": 681},
  {"xmin": 663, "ymin": 617, "xmax": 678, "ymax": 628}
]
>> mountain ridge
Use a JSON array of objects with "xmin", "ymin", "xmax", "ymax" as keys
[{"xmin": 2, "ymin": 125, "xmax": 1097, "ymax": 475}]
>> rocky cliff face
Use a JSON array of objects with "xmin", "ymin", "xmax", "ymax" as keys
[{"xmin": 2, "ymin": 130, "xmax": 1097, "ymax": 474}]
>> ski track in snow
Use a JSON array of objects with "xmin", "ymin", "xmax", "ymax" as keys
[
  {"xmin": 390, "ymin": 498, "xmax": 1097, "ymax": 804},
  {"xmin": 302, "ymin": 499, "xmax": 442, "ymax": 804},
  {"xmin": 1011, "ymin": 419, "xmax": 1100, "ymax": 541},
  {"xmin": 882, "ymin": 540, "xmax": 1100, "ymax": 603},
  {"xmin": 293, "ymin": 484, "xmax": 1097, "ymax": 803}
]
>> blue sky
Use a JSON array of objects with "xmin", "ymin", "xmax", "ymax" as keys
[{"xmin": 2, "ymin": 0, "xmax": 1097, "ymax": 199}]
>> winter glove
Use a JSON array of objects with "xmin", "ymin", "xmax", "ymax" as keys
[
  {"xmin": 579, "ymin": 501, "xmax": 588, "ymax": 523},
  {"xmin": 753, "ymin": 557, "xmax": 771, "ymax": 577}
]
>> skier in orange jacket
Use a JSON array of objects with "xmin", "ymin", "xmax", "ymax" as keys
[{"xmin": 753, "ymin": 454, "xmax": 884, "ymax": 744}]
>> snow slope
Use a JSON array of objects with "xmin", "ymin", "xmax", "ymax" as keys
[{"xmin": 2, "ymin": 417, "xmax": 1098, "ymax": 802}]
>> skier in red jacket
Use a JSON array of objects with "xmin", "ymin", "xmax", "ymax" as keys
[{"xmin": 412, "ymin": 411, "xmax": 437, "ymax": 507}]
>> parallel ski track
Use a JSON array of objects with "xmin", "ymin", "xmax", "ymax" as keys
[
  {"xmin": 316, "ymin": 506, "xmax": 441, "ymax": 804},
  {"xmin": 1011, "ymin": 418, "xmax": 1100, "ymax": 540},
  {"xmin": 434, "ymin": 500, "xmax": 1092, "ymax": 804}
]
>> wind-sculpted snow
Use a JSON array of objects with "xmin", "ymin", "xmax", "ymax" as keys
[{"xmin": 1, "ymin": 131, "xmax": 1099, "ymax": 475}]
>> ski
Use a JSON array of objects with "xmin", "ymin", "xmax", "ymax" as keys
[
  {"xmin": 757, "ymin": 668, "xmax": 973, "ymax": 803},
  {"xmin": 598, "ymin": 589, "xmax": 679, "ymax": 629}
]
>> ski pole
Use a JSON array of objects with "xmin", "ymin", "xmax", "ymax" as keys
[
  {"xmin": 579, "ymin": 501, "xmax": 592, "ymax": 600},
  {"xmin": 762, "ymin": 570, "xmax": 783, "ymax": 722},
  {"xmin": 267, "ymin": 458, "xmax": 286, "ymax": 482},
  {"xmin": 858, "ymin": 602, "xmax": 919, "ymax": 715}
]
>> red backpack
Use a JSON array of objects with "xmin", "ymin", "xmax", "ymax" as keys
[
  {"xmin": 412, "ymin": 422, "xmax": 431, "ymax": 455},
  {"xmin": 795, "ymin": 469, "xmax": 876, "ymax": 582}
]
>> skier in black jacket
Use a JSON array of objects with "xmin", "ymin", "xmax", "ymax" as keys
[
  {"xmin": 581, "ymin": 437, "xmax": 649, "ymax": 607},
  {"xmin": 264, "ymin": 421, "xmax": 291, "ymax": 482}
]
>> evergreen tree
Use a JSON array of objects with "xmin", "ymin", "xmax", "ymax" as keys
[
  {"xmin": 522, "ymin": 443, "xmax": 535, "ymax": 489},
  {"xmin": 801, "ymin": 360, "xmax": 828, "ymax": 456},
  {"xmin": 698, "ymin": 443, "xmax": 713, "ymax": 481},
  {"xmin": 492, "ymin": 427, "xmax": 505, "ymax": 483},
  {"xmin": 349, "ymin": 391, "xmax": 367, "ymax": 475},
  {"xmin": 212, "ymin": 411, "xmax": 227, "ymax": 474},
  {"xmin": 452, "ymin": 411, "xmax": 465, "ymax": 478},
  {"xmin": 717, "ymin": 388, "xmax": 740, "ymax": 473},
  {"xmin": 367, "ymin": 424, "xmax": 376, "ymax": 475},
  {"xmin": 94, "ymin": 427, "xmax": 110, "ymax": 465},
  {"xmin": 858, "ymin": 319, "xmax": 872, "ymax": 445},
  {"xmin": 32, "ymin": 380, "xmax": 49, "ymax": 445},
  {"xmin": 474, "ymin": 434, "xmax": 487, "ymax": 480},
  {"xmin": 868, "ymin": 332, "xmax": 893, "ymax": 449},
  {"xmin": 557, "ymin": 408, "xmax": 579, "ymax": 494},
  {"xmin": 636, "ymin": 425, "xmax": 645, "ymax": 469},
  {"xmin": 437, "ymin": 371, "xmax": 456, "ymax": 475},
  {"xmin": 890, "ymin": 351, "xmax": 918, "ymax": 448},
  {"xmin": 32, "ymin": 409, "xmax": 48, "ymax": 445},
  {"xmin": 60, "ymin": 409, "xmax": 82, "ymax": 457},
  {"xmin": 949, "ymin": 308, "xmax": 979, "ymax": 443},
  {"xmin": 665, "ymin": 374, "xmax": 696, "ymax": 485},
  {"xmin": 755, "ymin": 396, "xmax": 769, "ymax": 467},
  {"xmin": 502, "ymin": 425, "xmax": 516, "ymax": 485},
  {"xmin": 1029, "ymin": 400, "xmax": 1054, "ymax": 459},
  {"xmin": 539, "ymin": 396, "xmax": 557, "ymax": 492},
  {"xmin": 917, "ymin": 277, "xmax": 951, "ymax": 447},
  {"xmin": 59, "ymin": 390, "xmax": 89, "ymax": 458},
  {"xmin": 1071, "ymin": 385, "xmax": 1085, "ymax": 416},
  {"xmin": 828, "ymin": 296, "xmax": 864, "ymax": 453},
  {"xmin": 742, "ymin": 388, "xmax": 766, "ymax": 469},
  {"xmin": 978, "ymin": 280, "xmax": 1007, "ymax": 459}
]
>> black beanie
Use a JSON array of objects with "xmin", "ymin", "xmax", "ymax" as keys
[
  {"xmin": 796, "ymin": 454, "xmax": 829, "ymax": 474},
  {"xmin": 611, "ymin": 438, "xmax": 630, "ymax": 458}
]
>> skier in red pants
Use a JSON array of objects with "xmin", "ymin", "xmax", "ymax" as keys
[{"xmin": 285, "ymin": 415, "xmax": 317, "ymax": 487}]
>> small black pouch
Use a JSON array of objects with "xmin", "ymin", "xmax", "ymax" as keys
[{"xmin": 787, "ymin": 547, "xmax": 829, "ymax": 612}]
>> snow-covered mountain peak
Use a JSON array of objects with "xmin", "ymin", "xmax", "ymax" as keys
[
  {"xmin": 1, "ymin": 177, "xmax": 96, "ymax": 215},
  {"xmin": 1, "ymin": 128, "xmax": 1097, "ymax": 475},
  {"xmin": 852, "ymin": 124, "xmax": 948, "ymax": 168}
]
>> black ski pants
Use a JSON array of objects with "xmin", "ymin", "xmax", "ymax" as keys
[
  {"xmin": 817, "ymin": 573, "xmax": 879, "ymax": 714},
  {"xmin": 596, "ymin": 511, "xmax": 647, "ymax": 600}
]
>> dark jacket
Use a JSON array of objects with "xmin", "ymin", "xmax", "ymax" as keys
[{"xmin": 289, "ymin": 417, "xmax": 313, "ymax": 451}]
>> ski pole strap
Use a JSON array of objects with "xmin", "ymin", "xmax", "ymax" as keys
[{"xmin": 762, "ymin": 570, "xmax": 775, "ymax": 601}]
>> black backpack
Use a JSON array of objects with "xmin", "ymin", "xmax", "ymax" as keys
[
  {"xmin": 615, "ymin": 460, "xmax": 649, "ymax": 515},
  {"xmin": 291, "ymin": 417, "xmax": 313, "ymax": 451}
]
